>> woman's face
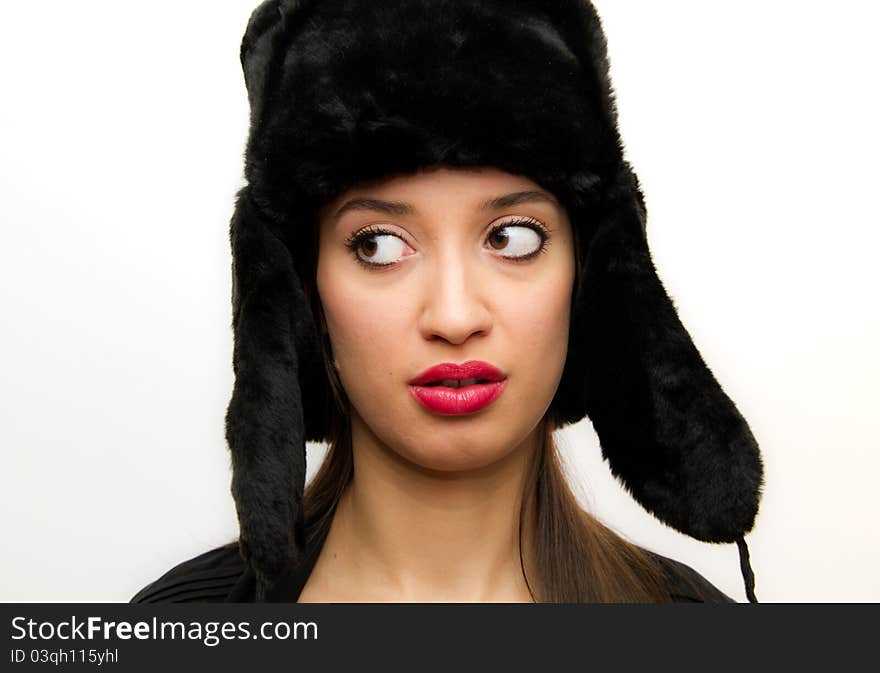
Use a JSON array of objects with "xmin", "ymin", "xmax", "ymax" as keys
[{"xmin": 316, "ymin": 165, "xmax": 575, "ymax": 472}]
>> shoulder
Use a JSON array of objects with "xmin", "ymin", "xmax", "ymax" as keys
[
  {"xmin": 645, "ymin": 551, "xmax": 737, "ymax": 603},
  {"xmin": 129, "ymin": 542, "xmax": 246, "ymax": 604}
]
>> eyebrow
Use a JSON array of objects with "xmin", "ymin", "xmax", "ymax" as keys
[{"xmin": 332, "ymin": 190, "xmax": 559, "ymax": 222}]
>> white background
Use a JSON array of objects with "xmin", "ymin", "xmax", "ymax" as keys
[{"xmin": 1, "ymin": 1, "xmax": 877, "ymax": 602}]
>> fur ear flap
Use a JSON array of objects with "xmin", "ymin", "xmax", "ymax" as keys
[
  {"xmin": 568, "ymin": 167, "xmax": 764, "ymax": 543},
  {"xmin": 225, "ymin": 186, "xmax": 312, "ymax": 600}
]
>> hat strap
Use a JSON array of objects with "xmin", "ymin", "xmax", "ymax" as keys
[{"xmin": 736, "ymin": 537, "xmax": 758, "ymax": 603}]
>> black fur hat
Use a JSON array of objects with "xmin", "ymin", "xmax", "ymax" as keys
[{"xmin": 225, "ymin": 0, "xmax": 764, "ymax": 601}]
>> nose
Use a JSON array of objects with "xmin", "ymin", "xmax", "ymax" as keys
[{"xmin": 417, "ymin": 251, "xmax": 492, "ymax": 346}]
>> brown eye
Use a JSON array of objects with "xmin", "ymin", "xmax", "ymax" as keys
[
  {"xmin": 485, "ymin": 223, "xmax": 546, "ymax": 259},
  {"xmin": 346, "ymin": 230, "xmax": 414, "ymax": 267},
  {"xmin": 360, "ymin": 238, "xmax": 378, "ymax": 257},
  {"xmin": 488, "ymin": 230, "xmax": 509, "ymax": 250}
]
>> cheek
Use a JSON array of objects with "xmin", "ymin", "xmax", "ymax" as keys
[
  {"xmin": 501, "ymin": 272, "xmax": 572, "ymax": 371},
  {"xmin": 317, "ymin": 270, "xmax": 408, "ymax": 388}
]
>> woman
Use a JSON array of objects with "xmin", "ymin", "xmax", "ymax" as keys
[{"xmin": 132, "ymin": 0, "xmax": 763, "ymax": 603}]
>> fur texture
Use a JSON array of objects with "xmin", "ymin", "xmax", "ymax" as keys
[{"xmin": 225, "ymin": 0, "xmax": 764, "ymax": 595}]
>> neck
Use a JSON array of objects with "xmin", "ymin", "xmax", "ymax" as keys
[{"xmin": 317, "ymin": 413, "xmax": 541, "ymax": 602}]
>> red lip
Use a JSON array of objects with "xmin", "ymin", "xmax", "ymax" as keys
[
  {"xmin": 408, "ymin": 360, "xmax": 508, "ymax": 415},
  {"xmin": 408, "ymin": 361, "xmax": 506, "ymax": 386}
]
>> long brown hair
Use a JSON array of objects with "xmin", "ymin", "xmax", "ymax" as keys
[{"xmin": 300, "ymin": 281, "xmax": 672, "ymax": 603}]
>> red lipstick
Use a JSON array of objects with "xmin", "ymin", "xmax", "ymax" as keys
[{"xmin": 408, "ymin": 361, "xmax": 508, "ymax": 415}]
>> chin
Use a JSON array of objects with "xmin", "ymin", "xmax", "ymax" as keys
[
  {"xmin": 349, "ymin": 389, "xmax": 545, "ymax": 472},
  {"xmin": 389, "ymin": 416, "xmax": 534, "ymax": 474},
  {"xmin": 395, "ymin": 441, "xmax": 518, "ymax": 474}
]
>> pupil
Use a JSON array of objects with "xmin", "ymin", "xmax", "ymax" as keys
[{"xmin": 362, "ymin": 238, "xmax": 377, "ymax": 257}]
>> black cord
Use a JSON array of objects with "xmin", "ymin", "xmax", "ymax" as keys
[{"xmin": 736, "ymin": 537, "xmax": 758, "ymax": 603}]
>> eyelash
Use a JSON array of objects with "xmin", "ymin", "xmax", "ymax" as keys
[{"xmin": 343, "ymin": 217, "xmax": 551, "ymax": 270}]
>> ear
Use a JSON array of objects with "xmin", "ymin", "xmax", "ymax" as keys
[
  {"xmin": 559, "ymin": 166, "xmax": 764, "ymax": 543},
  {"xmin": 225, "ymin": 186, "xmax": 319, "ymax": 598}
]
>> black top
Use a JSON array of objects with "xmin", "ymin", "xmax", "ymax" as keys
[{"xmin": 130, "ymin": 531, "xmax": 736, "ymax": 604}]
